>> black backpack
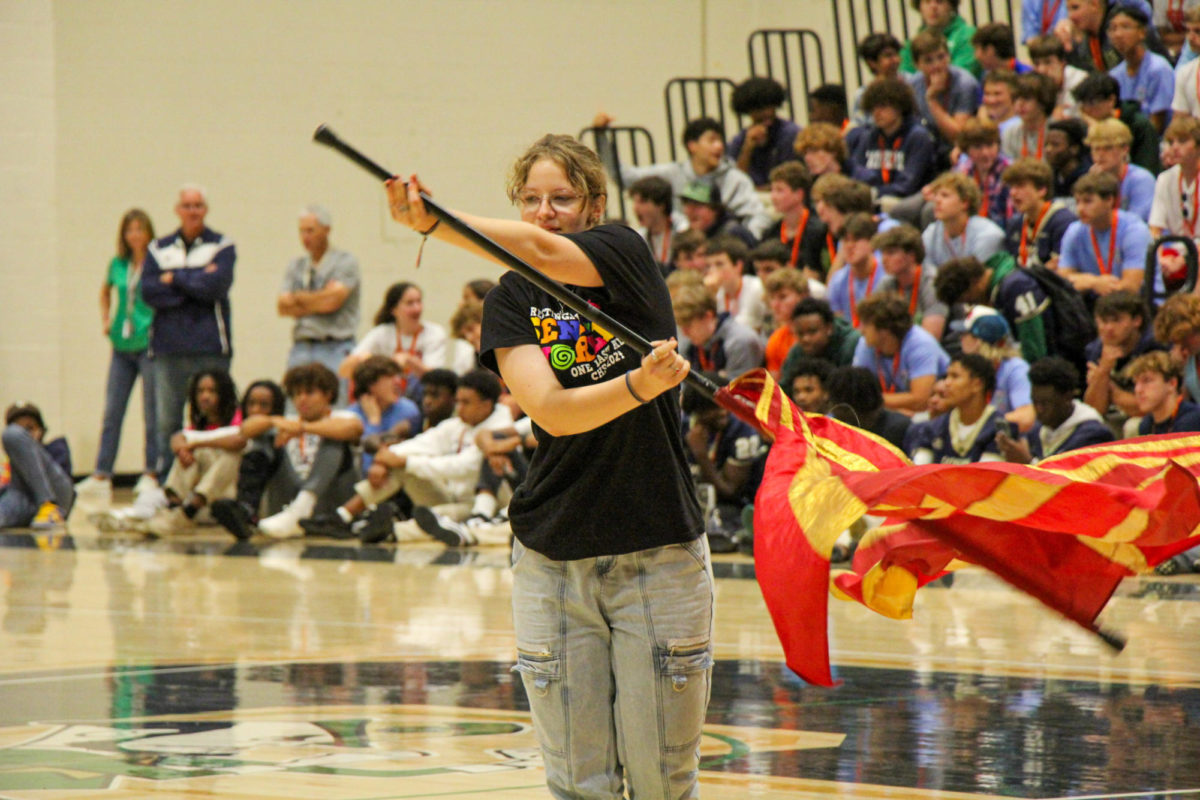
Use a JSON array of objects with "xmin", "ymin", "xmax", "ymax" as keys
[{"xmin": 1024, "ymin": 263, "xmax": 1096, "ymax": 368}]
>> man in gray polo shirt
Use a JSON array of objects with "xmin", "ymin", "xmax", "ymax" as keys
[{"xmin": 277, "ymin": 204, "xmax": 360, "ymax": 401}]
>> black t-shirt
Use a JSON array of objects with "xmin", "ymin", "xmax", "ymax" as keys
[
  {"xmin": 479, "ymin": 224, "xmax": 704, "ymax": 560},
  {"xmin": 761, "ymin": 213, "xmax": 831, "ymax": 277}
]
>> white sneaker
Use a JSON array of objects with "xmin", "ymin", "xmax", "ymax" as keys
[
  {"xmin": 147, "ymin": 507, "xmax": 193, "ymax": 537},
  {"xmin": 127, "ymin": 487, "xmax": 169, "ymax": 520},
  {"xmin": 75, "ymin": 475, "xmax": 113, "ymax": 504},
  {"xmin": 258, "ymin": 505, "xmax": 304, "ymax": 539},
  {"xmin": 133, "ymin": 474, "xmax": 160, "ymax": 495}
]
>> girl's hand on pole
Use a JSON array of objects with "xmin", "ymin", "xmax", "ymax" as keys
[
  {"xmin": 385, "ymin": 174, "xmax": 438, "ymax": 233},
  {"xmin": 634, "ymin": 338, "xmax": 690, "ymax": 400}
]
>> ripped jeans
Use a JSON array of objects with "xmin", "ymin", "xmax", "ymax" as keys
[{"xmin": 511, "ymin": 536, "xmax": 714, "ymax": 800}]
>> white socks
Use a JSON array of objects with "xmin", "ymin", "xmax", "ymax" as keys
[
  {"xmin": 471, "ymin": 492, "xmax": 498, "ymax": 519},
  {"xmin": 291, "ymin": 490, "xmax": 317, "ymax": 519}
]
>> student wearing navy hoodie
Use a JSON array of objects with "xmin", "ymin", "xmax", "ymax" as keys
[{"xmin": 850, "ymin": 77, "xmax": 938, "ymax": 222}]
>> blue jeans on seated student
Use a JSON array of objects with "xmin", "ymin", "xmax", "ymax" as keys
[
  {"xmin": 0, "ymin": 424, "xmax": 75, "ymax": 528},
  {"xmin": 510, "ymin": 536, "xmax": 714, "ymax": 800},
  {"xmin": 96, "ymin": 348, "xmax": 158, "ymax": 476}
]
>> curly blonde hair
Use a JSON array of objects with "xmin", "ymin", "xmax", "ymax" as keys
[
  {"xmin": 1153, "ymin": 293, "xmax": 1200, "ymax": 344},
  {"xmin": 507, "ymin": 134, "xmax": 607, "ymax": 226}
]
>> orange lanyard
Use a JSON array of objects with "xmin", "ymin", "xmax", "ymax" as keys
[
  {"xmin": 783, "ymin": 208, "xmax": 810, "ymax": 267},
  {"xmin": 826, "ymin": 232, "xmax": 837, "ymax": 266},
  {"xmin": 906, "ymin": 266, "xmax": 922, "ymax": 316},
  {"xmin": 1021, "ymin": 127, "xmax": 1044, "ymax": 159},
  {"xmin": 394, "ymin": 325, "xmax": 423, "ymax": 362},
  {"xmin": 1182, "ymin": 171, "xmax": 1199, "ymax": 237},
  {"xmin": 975, "ymin": 165, "xmax": 993, "ymax": 218},
  {"xmin": 1088, "ymin": 212, "xmax": 1119, "ymax": 276},
  {"xmin": 848, "ymin": 258, "xmax": 878, "ymax": 329},
  {"xmin": 657, "ymin": 228, "xmax": 671, "ymax": 263},
  {"xmin": 1019, "ymin": 202, "xmax": 1052, "ymax": 267},
  {"xmin": 877, "ymin": 349, "xmax": 903, "ymax": 393},
  {"xmin": 878, "ymin": 135, "xmax": 902, "ymax": 183},
  {"xmin": 723, "ymin": 278, "xmax": 743, "ymax": 313},
  {"xmin": 1042, "ymin": 0, "xmax": 1063, "ymax": 34},
  {"xmin": 698, "ymin": 346, "xmax": 716, "ymax": 372}
]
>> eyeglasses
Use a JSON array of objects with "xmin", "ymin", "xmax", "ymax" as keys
[{"xmin": 515, "ymin": 192, "xmax": 585, "ymax": 213}]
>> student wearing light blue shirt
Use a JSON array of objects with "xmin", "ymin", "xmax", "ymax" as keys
[
  {"xmin": 1085, "ymin": 118, "xmax": 1155, "ymax": 221},
  {"xmin": 1058, "ymin": 172, "xmax": 1150, "ymax": 298},
  {"xmin": 1107, "ymin": 4, "xmax": 1175, "ymax": 134},
  {"xmin": 852, "ymin": 292, "xmax": 950, "ymax": 415}
]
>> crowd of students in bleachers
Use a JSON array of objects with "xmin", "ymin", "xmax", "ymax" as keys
[
  {"xmin": 5, "ymin": 0, "xmax": 1200, "ymax": 574},
  {"xmin": 595, "ymin": 0, "xmax": 1200, "ymax": 569}
]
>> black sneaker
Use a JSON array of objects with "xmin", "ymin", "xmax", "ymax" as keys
[
  {"xmin": 413, "ymin": 506, "xmax": 472, "ymax": 547},
  {"xmin": 210, "ymin": 500, "xmax": 257, "ymax": 541},
  {"xmin": 299, "ymin": 513, "xmax": 355, "ymax": 540},
  {"xmin": 359, "ymin": 501, "xmax": 398, "ymax": 544}
]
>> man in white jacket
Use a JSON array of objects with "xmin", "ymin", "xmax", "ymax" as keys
[{"xmin": 300, "ymin": 369, "xmax": 513, "ymax": 542}]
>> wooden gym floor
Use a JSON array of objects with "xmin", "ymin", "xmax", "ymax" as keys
[{"xmin": 0, "ymin": 493, "xmax": 1198, "ymax": 799}]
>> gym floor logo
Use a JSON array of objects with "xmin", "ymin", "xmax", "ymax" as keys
[{"xmin": 0, "ymin": 705, "xmax": 843, "ymax": 796}]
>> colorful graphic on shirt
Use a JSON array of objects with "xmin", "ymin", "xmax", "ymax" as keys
[{"xmin": 529, "ymin": 305, "xmax": 627, "ymax": 381}]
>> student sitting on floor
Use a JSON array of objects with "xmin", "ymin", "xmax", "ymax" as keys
[
  {"xmin": 410, "ymin": 415, "xmax": 537, "ymax": 548},
  {"xmin": 94, "ymin": 369, "xmax": 243, "ymax": 534},
  {"xmin": 300, "ymin": 369, "xmax": 513, "ymax": 544},
  {"xmin": 349, "ymin": 356, "xmax": 423, "ymax": 473},
  {"xmin": 213, "ymin": 364, "xmax": 363, "ymax": 540},
  {"xmin": 0, "ymin": 404, "xmax": 73, "ymax": 531}
]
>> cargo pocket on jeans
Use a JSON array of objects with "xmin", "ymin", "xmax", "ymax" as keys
[
  {"xmin": 512, "ymin": 648, "xmax": 566, "ymax": 757},
  {"xmin": 657, "ymin": 636, "xmax": 713, "ymax": 751}
]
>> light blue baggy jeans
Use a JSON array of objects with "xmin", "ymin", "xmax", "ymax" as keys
[{"xmin": 511, "ymin": 536, "xmax": 715, "ymax": 800}]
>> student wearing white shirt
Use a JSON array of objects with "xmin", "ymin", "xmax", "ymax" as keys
[{"xmin": 705, "ymin": 236, "xmax": 769, "ymax": 334}]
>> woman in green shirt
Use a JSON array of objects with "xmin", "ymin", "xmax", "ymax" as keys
[{"xmin": 76, "ymin": 209, "xmax": 159, "ymax": 501}]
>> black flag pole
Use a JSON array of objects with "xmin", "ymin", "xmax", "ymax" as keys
[{"xmin": 312, "ymin": 124, "xmax": 726, "ymax": 402}]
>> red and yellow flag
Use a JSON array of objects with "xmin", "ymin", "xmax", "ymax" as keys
[{"xmin": 720, "ymin": 370, "xmax": 1200, "ymax": 688}]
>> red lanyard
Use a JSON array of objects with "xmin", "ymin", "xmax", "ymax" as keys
[
  {"xmin": 1042, "ymin": 0, "xmax": 1063, "ymax": 34},
  {"xmin": 698, "ymin": 346, "xmax": 716, "ymax": 372},
  {"xmin": 1168, "ymin": 0, "xmax": 1186, "ymax": 30},
  {"xmin": 1019, "ymin": 202, "xmax": 1052, "ymax": 266},
  {"xmin": 1088, "ymin": 212, "xmax": 1119, "ymax": 276},
  {"xmin": 1182, "ymin": 170, "xmax": 1199, "ymax": 237},
  {"xmin": 877, "ymin": 349, "xmax": 902, "ymax": 393},
  {"xmin": 848, "ymin": 258, "xmax": 878, "ymax": 329},
  {"xmin": 905, "ymin": 266, "xmax": 922, "ymax": 316},
  {"xmin": 782, "ymin": 208, "xmax": 810, "ymax": 267},
  {"xmin": 878, "ymin": 135, "xmax": 902, "ymax": 183},
  {"xmin": 1089, "ymin": 36, "xmax": 1105, "ymax": 71},
  {"xmin": 1021, "ymin": 127, "xmax": 1044, "ymax": 159}
]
